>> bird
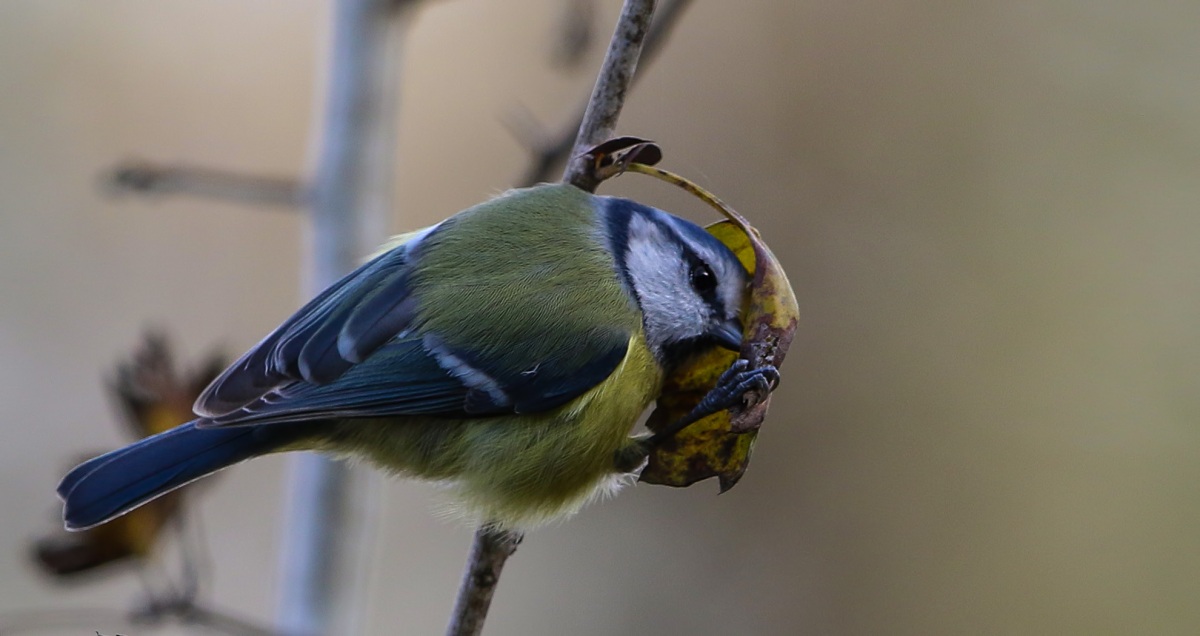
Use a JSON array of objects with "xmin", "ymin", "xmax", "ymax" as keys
[{"xmin": 59, "ymin": 182, "xmax": 776, "ymax": 531}]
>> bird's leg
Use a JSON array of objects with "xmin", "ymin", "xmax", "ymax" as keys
[
  {"xmin": 613, "ymin": 437, "xmax": 653, "ymax": 473},
  {"xmin": 613, "ymin": 360, "xmax": 780, "ymax": 471}
]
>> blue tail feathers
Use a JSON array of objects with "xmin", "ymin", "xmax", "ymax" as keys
[{"xmin": 58, "ymin": 421, "xmax": 302, "ymax": 530}]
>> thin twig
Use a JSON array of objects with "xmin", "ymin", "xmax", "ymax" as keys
[
  {"xmin": 561, "ymin": 0, "xmax": 659, "ymax": 192},
  {"xmin": 444, "ymin": 527, "xmax": 523, "ymax": 636},
  {"xmin": 516, "ymin": 0, "xmax": 692, "ymax": 188},
  {"xmin": 445, "ymin": 1, "xmax": 660, "ymax": 634},
  {"xmin": 106, "ymin": 161, "xmax": 305, "ymax": 207}
]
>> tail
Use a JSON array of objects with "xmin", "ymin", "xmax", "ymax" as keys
[{"xmin": 58, "ymin": 421, "xmax": 303, "ymax": 530}]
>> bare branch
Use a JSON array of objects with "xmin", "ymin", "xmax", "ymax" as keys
[
  {"xmin": 561, "ymin": 0, "xmax": 658, "ymax": 192},
  {"xmin": 446, "ymin": 2, "xmax": 667, "ymax": 633},
  {"xmin": 444, "ymin": 527, "xmax": 523, "ymax": 636},
  {"xmin": 516, "ymin": 0, "xmax": 692, "ymax": 188}
]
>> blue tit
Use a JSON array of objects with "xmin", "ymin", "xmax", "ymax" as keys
[{"xmin": 59, "ymin": 183, "xmax": 755, "ymax": 530}]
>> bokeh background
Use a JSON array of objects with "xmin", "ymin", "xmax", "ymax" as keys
[{"xmin": 3, "ymin": 1, "xmax": 1199, "ymax": 634}]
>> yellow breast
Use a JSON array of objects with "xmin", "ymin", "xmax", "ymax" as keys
[{"xmin": 325, "ymin": 330, "xmax": 664, "ymax": 528}]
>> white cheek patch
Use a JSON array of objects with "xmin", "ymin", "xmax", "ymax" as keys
[
  {"xmin": 625, "ymin": 215, "xmax": 676, "ymax": 306},
  {"xmin": 623, "ymin": 215, "xmax": 708, "ymax": 353}
]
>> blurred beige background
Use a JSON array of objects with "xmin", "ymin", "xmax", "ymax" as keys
[{"xmin": 3, "ymin": 1, "xmax": 1199, "ymax": 634}]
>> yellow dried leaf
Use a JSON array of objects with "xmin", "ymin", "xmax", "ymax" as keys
[{"xmin": 640, "ymin": 218, "xmax": 798, "ymax": 490}]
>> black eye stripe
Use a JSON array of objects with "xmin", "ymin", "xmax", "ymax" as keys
[{"xmin": 600, "ymin": 199, "xmax": 732, "ymax": 317}]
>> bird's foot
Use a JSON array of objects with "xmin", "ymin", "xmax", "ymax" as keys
[{"xmin": 652, "ymin": 359, "xmax": 780, "ymax": 445}]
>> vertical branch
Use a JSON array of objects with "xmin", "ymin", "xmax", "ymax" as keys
[
  {"xmin": 444, "ymin": 528, "xmax": 523, "ymax": 636},
  {"xmin": 516, "ymin": 0, "xmax": 693, "ymax": 188},
  {"xmin": 562, "ymin": 0, "xmax": 658, "ymax": 192},
  {"xmin": 277, "ymin": 1, "xmax": 418, "ymax": 634},
  {"xmin": 446, "ymin": 1, "xmax": 659, "ymax": 635}
]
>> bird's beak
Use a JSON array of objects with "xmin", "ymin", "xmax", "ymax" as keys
[{"xmin": 712, "ymin": 319, "xmax": 744, "ymax": 352}]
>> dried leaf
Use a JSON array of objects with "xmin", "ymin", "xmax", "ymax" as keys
[
  {"xmin": 34, "ymin": 333, "xmax": 226, "ymax": 577},
  {"xmin": 640, "ymin": 218, "xmax": 798, "ymax": 490},
  {"xmin": 578, "ymin": 136, "xmax": 663, "ymax": 184},
  {"xmin": 727, "ymin": 222, "xmax": 799, "ymax": 434}
]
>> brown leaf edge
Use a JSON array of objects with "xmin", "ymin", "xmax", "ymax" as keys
[{"xmin": 572, "ymin": 136, "xmax": 664, "ymax": 189}]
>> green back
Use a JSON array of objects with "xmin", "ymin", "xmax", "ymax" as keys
[{"xmin": 412, "ymin": 184, "xmax": 641, "ymax": 375}]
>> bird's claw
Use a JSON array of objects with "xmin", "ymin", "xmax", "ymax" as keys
[
  {"xmin": 708, "ymin": 361, "xmax": 780, "ymax": 415},
  {"xmin": 647, "ymin": 360, "xmax": 781, "ymax": 446}
]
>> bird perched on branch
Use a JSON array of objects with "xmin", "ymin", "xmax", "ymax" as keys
[{"xmin": 59, "ymin": 183, "xmax": 776, "ymax": 530}]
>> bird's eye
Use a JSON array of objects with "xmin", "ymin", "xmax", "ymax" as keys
[{"xmin": 690, "ymin": 263, "xmax": 717, "ymax": 295}]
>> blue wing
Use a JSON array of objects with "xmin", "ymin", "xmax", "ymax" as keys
[
  {"xmin": 196, "ymin": 227, "xmax": 631, "ymax": 427},
  {"xmin": 196, "ymin": 236, "xmax": 423, "ymax": 417},
  {"xmin": 205, "ymin": 332, "xmax": 629, "ymax": 426}
]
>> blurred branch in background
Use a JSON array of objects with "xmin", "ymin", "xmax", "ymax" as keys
[
  {"xmin": 514, "ymin": 0, "xmax": 691, "ymax": 188},
  {"xmin": 97, "ymin": 0, "xmax": 696, "ymax": 208},
  {"xmin": 96, "ymin": 13, "xmax": 418, "ymax": 626},
  {"xmin": 277, "ymin": 0, "xmax": 420, "ymax": 635},
  {"xmin": 551, "ymin": 0, "xmax": 596, "ymax": 69},
  {"xmin": 71, "ymin": 0, "xmax": 420, "ymax": 631},
  {"xmin": 106, "ymin": 161, "xmax": 306, "ymax": 208},
  {"xmin": 0, "ymin": 602, "xmax": 276, "ymax": 636}
]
